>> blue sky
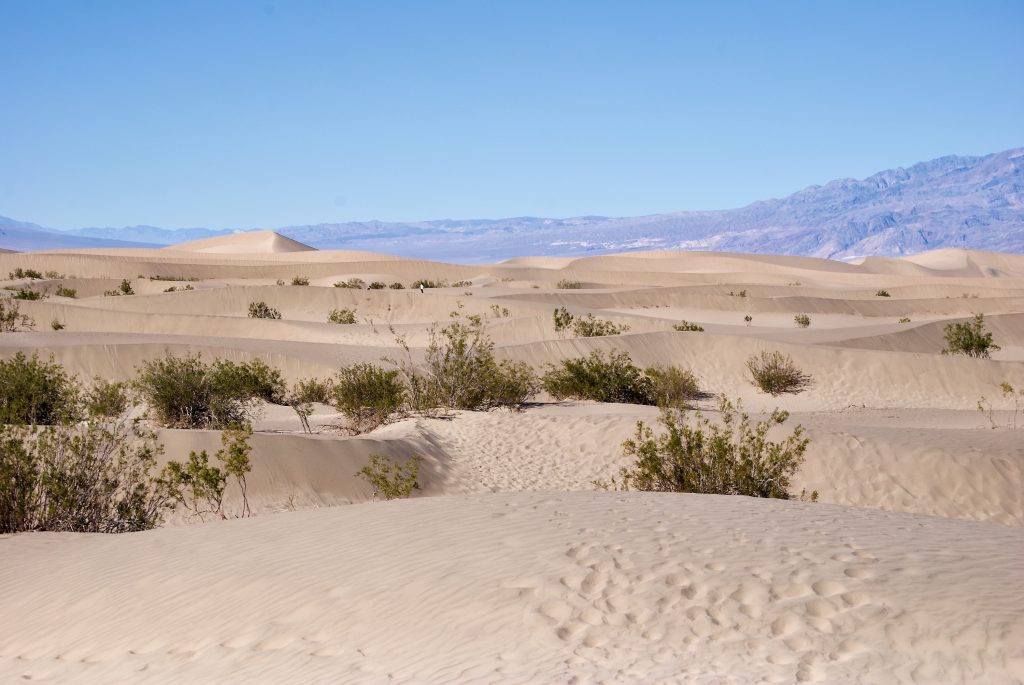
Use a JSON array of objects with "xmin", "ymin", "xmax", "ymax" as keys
[{"xmin": 1, "ymin": 0, "xmax": 1021, "ymax": 230}]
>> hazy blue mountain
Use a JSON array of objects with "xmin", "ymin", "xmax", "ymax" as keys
[
  {"xmin": 3, "ymin": 148, "xmax": 1021, "ymax": 260},
  {"xmin": 0, "ymin": 216, "xmax": 158, "ymax": 251}
]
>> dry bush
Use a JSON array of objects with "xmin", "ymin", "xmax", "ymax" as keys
[
  {"xmin": 368, "ymin": 281, "xmax": 387, "ymax": 289},
  {"xmin": 55, "ymin": 285, "xmax": 77, "ymax": 298},
  {"xmin": 672, "ymin": 320, "xmax": 704, "ymax": 332},
  {"xmin": 794, "ymin": 314, "xmax": 811, "ymax": 328},
  {"xmin": 8, "ymin": 268, "xmax": 43, "ymax": 280},
  {"xmin": 0, "ymin": 298, "xmax": 35, "ymax": 332},
  {"xmin": 556, "ymin": 279, "xmax": 582, "ymax": 289},
  {"xmin": 248, "ymin": 301, "xmax": 282, "ymax": 319},
  {"xmin": 291, "ymin": 276, "xmax": 310, "ymax": 286},
  {"xmin": 328, "ymin": 307, "xmax": 357, "ymax": 324},
  {"xmin": 746, "ymin": 351, "xmax": 812, "ymax": 396}
]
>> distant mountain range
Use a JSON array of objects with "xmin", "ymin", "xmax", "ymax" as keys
[{"xmin": 2, "ymin": 148, "xmax": 1021, "ymax": 261}]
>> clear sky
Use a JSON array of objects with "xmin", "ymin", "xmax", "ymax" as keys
[{"xmin": 1, "ymin": 0, "xmax": 1022, "ymax": 230}]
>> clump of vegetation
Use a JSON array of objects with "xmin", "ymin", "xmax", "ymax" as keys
[
  {"xmin": 103, "ymin": 279, "xmax": 135, "ymax": 297},
  {"xmin": 941, "ymin": 314, "xmax": 1000, "ymax": 358},
  {"xmin": 275, "ymin": 278, "xmax": 286, "ymax": 286},
  {"xmin": 0, "ymin": 299, "xmax": 35, "ymax": 331},
  {"xmin": 411, "ymin": 278, "xmax": 448, "ymax": 289},
  {"xmin": 490, "ymin": 304, "xmax": 511, "ymax": 318},
  {"xmin": 978, "ymin": 381, "xmax": 1024, "ymax": 430},
  {"xmin": 612, "ymin": 397, "xmax": 810, "ymax": 499},
  {"xmin": 875, "ymin": 289, "xmax": 891, "ymax": 297},
  {"xmin": 451, "ymin": 280, "xmax": 472, "ymax": 288},
  {"xmin": 556, "ymin": 279, "xmax": 582, "ymax": 289},
  {"xmin": 328, "ymin": 307, "xmax": 357, "ymax": 324},
  {"xmin": 8, "ymin": 268, "xmax": 43, "ymax": 280},
  {"xmin": 543, "ymin": 351, "xmax": 655, "ymax": 405},
  {"xmin": 334, "ymin": 278, "xmax": 366, "ymax": 289},
  {"xmin": 552, "ymin": 307, "xmax": 630, "ymax": 337},
  {"xmin": 389, "ymin": 282, "xmax": 404, "ymax": 290},
  {"xmin": 134, "ymin": 354, "xmax": 284, "ymax": 428},
  {"xmin": 149, "ymin": 275, "xmax": 198, "ymax": 282},
  {"xmin": 794, "ymin": 313, "xmax": 811, "ymax": 328},
  {"xmin": 368, "ymin": 281, "xmax": 387, "ymax": 290},
  {"xmin": 0, "ymin": 352, "xmax": 81, "ymax": 425},
  {"xmin": 331, "ymin": 363, "xmax": 407, "ymax": 433},
  {"xmin": 898, "ymin": 317, "xmax": 911, "ymax": 323},
  {"xmin": 287, "ymin": 377, "xmax": 334, "ymax": 433},
  {"xmin": 356, "ymin": 455, "xmax": 423, "ymax": 500},
  {"xmin": 645, "ymin": 364, "xmax": 701, "ymax": 409},
  {"xmin": 729, "ymin": 289, "xmax": 748, "ymax": 297},
  {"xmin": 158, "ymin": 424, "xmax": 253, "ymax": 520},
  {"xmin": 50, "ymin": 319, "xmax": 65, "ymax": 331},
  {"xmin": 12, "ymin": 287, "xmax": 45, "ymax": 301},
  {"xmin": 291, "ymin": 276, "xmax": 310, "ymax": 286},
  {"xmin": 248, "ymin": 301, "xmax": 282, "ymax": 319},
  {"xmin": 84, "ymin": 379, "xmax": 132, "ymax": 418},
  {"xmin": 163, "ymin": 284, "xmax": 194, "ymax": 292},
  {"xmin": 45, "ymin": 270, "xmax": 64, "ymax": 279},
  {"xmin": 746, "ymin": 351, "xmax": 812, "ymax": 396},
  {"xmin": 744, "ymin": 315, "xmax": 753, "ymax": 325},
  {"xmin": 673, "ymin": 320, "xmax": 704, "ymax": 332},
  {"xmin": 55, "ymin": 285, "xmax": 77, "ymax": 298}
]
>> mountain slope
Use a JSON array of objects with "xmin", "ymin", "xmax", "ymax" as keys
[{"xmin": 2, "ymin": 148, "xmax": 1021, "ymax": 259}]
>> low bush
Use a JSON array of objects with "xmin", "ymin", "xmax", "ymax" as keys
[
  {"xmin": 672, "ymin": 321, "xmax": 704, "ymax": 332},
  {"xmin": 543, "ymin": 351, "xmax": 655, "ymax": 405},
  {"xmin": 332, "ymin": 363, "xmax": 406, "ymax": 433},
  {"xmin": 389, "ymin": 282, "xmax": 404, "ymax": 290},
  {"xmin": 898, "ymin": 317, "xmax": 911, "ymax": 323},
  {"xmin": 248, "ymin": 301, "xmax": 282, "ymax": 319},
  {"xmin": 214, "ymin": 358, "xmax": 287, "ymax": 405},
  {"xmin": 0, "ymin": 352, "xmax": 81, "ymax": 425},
  {"xmin": 334, "ymin": 278, "xmax": 365, "ymax": 289},
  {"xmin": 614, "ymin": 397, "xmax": 809, "ymax": 499},
  {"xmin": 411, "ymin": 278, "xmax": 448, "ymax": 289},
  {"xmin": 50, "ymin": 319, "xmax": 65, "ymax": 331},
  {"xmin": 328, "ymin": 307, "xmax": 357, "ymax": 324},
  {"xmin": 875, "ymin": 290, "xmax": 891, "ymax": 297},
  {"xmin": 368, "ymin": 281, "xmax": 387, "ymax": 290},
  {"xmin": 291, "ymin": 276, "xmax": 310, "ymax": 286},
  {"xmin": 490, "ymin": 304, "xmax": 511, "ymax": 318},
  {"xmin": 746, "ymin": 351, "xmax": 812, "ymax": 396},
  {"xmin": 8, "ymin": 268, "xmax": 43, "ymax": 280},
  {"xmin": 0, "ymin": 299, "xmax": 35, "ymax": 331},
  {"xmin": 288, "ymin": 377, "xmax": 334, "ymax": 433},
  {"xmin": 55, "ymin": 285, "xmax": 77, "ymax": 298},
  {"xmin": 84, "ymin": 379, "xmax": 132, "ymax": 418},
  {"xmin": 12, "ymin": 287, "xmax": 45, "ymax": 301},
  {"xmin": 163, "ymin": 284, "xmax": 194, "ymax": 292},
  {"xmin": 158, "ymin": 424, "xmax": 253, "ymax": 520},
  {"xmin": 552, "ymin": 307, "xmax": 629, "ymax": 337},
  {"xmin": 556, "ymin": 279, "xmax": 582, "ymax": 289},
  {"xmin": 356, "ymin": 455, "xmax": 423, "ymax": 500},
  {"xmin": 744, "ymin": 315, "xmax": 753, "ymax": 325},
  {"xmin": 645, "ymin": 364, "xmax": 701, "ymax": 409},
  {"xmin": 451, "ymin": 280, "xmax": 472, "ymax": 288},
  {"xmin": 104, "ymin": 279, "xmax": 134, "ymax": 297},
  {"xmin": 794, "ymin": 314, "xmax": 811, "ymax": 328},
  {"xmin": 942, "ymin": 314, "xmax": 1000, "ymax": 358}
]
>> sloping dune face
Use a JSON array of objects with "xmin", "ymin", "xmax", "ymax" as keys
[
  {"xmin": 2, "ymin": 245, "xmax": 1024, "ymax": 683},
  {"xmin": 165, "ymin": 230, "xmax": 317, "ymax": 254}
]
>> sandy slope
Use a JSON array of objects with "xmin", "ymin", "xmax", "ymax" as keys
[{"xmin": 2, "ymin": 237, "xmax": 1024, "ymax": 683}]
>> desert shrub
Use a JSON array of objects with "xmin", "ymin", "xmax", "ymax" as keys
[
  {"xmin": 978, "ymin": 381, "xmax": 1023, "ymax": 430},
  {"xmin": 942, "ymin": 314, "xmax": 1000, "ymax": 359},
  {"xmin": 553, "ymin": 306, "xmax": 575, "ymax": 335},
  {"xmin": 875, "ymin": 289, "xmax": 891, "ymax": 297},
  {"xmin": 55, "ymin": 285, "xmax": 77, "ymax": 298},
  {"xmin": 485, "ymin": 360, "xmax": 540, "ymax": 412},
  {"xmin": 159, "ymin": 423, "xmax": 252, "ymax": 520},
  {"xmin": 248, "ymin": 301, "xmax": 282, "ymax": 319},
  {"xmin": 451, "ymin": 280, "xmax": 472, "ymax": 288},
  {"xmin": 0, "ymin": 353, "xmax": 81, "ymax": 425},
  {"xmin": 134, "ymin": 354, "xmax": 282, "ymax": 428},
  {"xmin": 614, "ymin": 397, "xmax": 809, "ymax": 499},
  {"xmin": 103, "ymin": 279, "xmax": 134, "ymax": 297},
  {"xmin": 673, "ymin": 321, "xmax": 704, "ymax": 332},
  {"xmin": 328, "ymin": 307, "xmax": 357, "ymax": 324},
  {"xmin": 50, "ymin": 319, "xmax": 64, "ymax": 331},
  {"xmin": 356, "ymin": 455, "xmax": 423, "ymax": 500},
  {"xmin": 334, "ymin": 277, "xmax": 365, "ymax": 289},
  {"xmin": 645, "ymin": 364, "xmax": 701, "ymax": 409},
  {"xmin": 744, "ymin": 315, "xmax": 753, "ymax": 325},
  {"xmin": 84, "ymin": 379, "xmax": 132, "ymax": 418},
  {"xmin": 275, "ymin": 278, "xmax": 285, "ymax": 286},
  {"xmin": 8, "ymin": 268, "xmax": 43, "ymax": 280},
  {"xmin": 163, "ymin": 284, "xmax": 194, "ymax": 292},
  {"xmin": 794, "ymin": 314, "xmax": 811, "ymax": 328},
  {"xmin": 746, "ymin": 351, "xmax": 812, "ymax": 396},
  {"xmin": 44, "ymin": 271, "xmax": 64, "ymax": 279},
  {"xmin": 551, "ymin": 307, "xmax": 629, "ymax": 337},
  {"xmin": 898, "ymin": 317, "xmax": 911, "ymax": 323},
  {"xmin": 389, "ymin": 282, "xmax": 404, "ymax": 289},
  {"xmin": 291, "ymin": 276, "xmax": 310, "ymax": 286},
  {"xmin": 411, "ymin": 278, "xmax": 447, "ymax": 289},
  {"xmin": 12, "ymin": 287, "xmax": 45, "ymax": 300},
  {"xmin": 368, "ymin": 281, "xmax": 387, "ymax": 290},
  {"xmin": 543, "ymin": 351, "xmax": 655, "ymax": 405},
  {"xmin": 557, "ymin": 279, "xmax": 582, "ymax": 289},
  {"xmin": 149, "ymin": 275, "xmax": 198, "ymax": 282},
  {"xmin": 0, "ymin": 299, "xmax": 35, "ymax": 331},
  {"xmin": 490, "ymin": 304, "xmax": 511, "ymax": 318},
  {"xmin": 0, "ymin": 417, "xmax": 171, "ymax": 533},
  {"xmin": 332, "ymin": 363, "xmax": 406, "ymax": 433},
  {"xmin": 287, "ymin": 377, "xmax": 334, "ymax": 433}
]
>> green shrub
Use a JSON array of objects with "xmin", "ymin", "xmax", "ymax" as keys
[
  {"xmin": 368, "ymin": 281, "xmax": 387, "ymax": 290},
  {"xmin": 356, "ymin": 455, "xmax": 423, "ymax": 500},
  {"xmin": 794, "ymin": 314, "xmax": 811, "ymax": 328},
  {"xmin": 328, "ymin": 307, "xmax": 357, "ymax": 324},
  {"xmin": 942, "ymin": 314, "xmax": 1000, "ymax": 358},
  {"xmin": 0, "ymin": 299, "xmax": 35, "ymax": 332},
  {"xmin": 163, "ymin": 284, "xmax": 194, "ymax": 292},
  {"xmin": 334, "ymin": 277, "xmax": 365, "ymax": 289},
  {"xmin": 0, "ymin": 417, "xmax": 170, "ymax": 533},
  {"xmin": 746, "ymin": 351, "xmax": 812, "ymax": 396},
  {"xmin": 50, "ymin": 319, "xmax": 64, "ymax": 331},
  {"xmin": 134, "ymin": 354, "xmax": 283, "ymax": 429},
  {"xmin": 8, "ymin": 268, "xmax": 43, "ymax": 280},
  {"xmin": 552, "ymin": 307, "xmax": 629, "ymax": 337},
  {"xmin": 159, "ymin": 424, "xmax": 253, "ymax": 520},
  {"xmin": 543, "ymin": 351, "xmax": 655, "ymax": 405},
  {"xmin": 55, "ymin": 285, "xmax": 77, "ymax": 298},
  {"xmin": 411, "ymin": 278, "xmax": 448, "ymax": 289},
  {"xmin": 84, "ymin": 379, "xmax": 132, "ymax": 418},
  {"xmin": 0, "ymin": 353, "xmax": 81, "ymax": 425},
  {"xmin": 875, "ymin": 289, "xmax": 891, "ymax": 297},
  {"xmin": 389, "ymin": 282, "xmax": 404, "ymax": 290},
  {"xmin": 103, "ymin": 279, "xmax": 134, "ymax": 297},
  {"xmin": 332, "ymin": 364, "xmax": 406, "ymax": 433},
  {"xmin": 645, "ymin": 364, "xmax": 701, "ymax": 409},
  {"xmin": 149, "ymin": 275, "xmax": 198, "ymax": 282},
  {"xmin": 556, "ymin": 279, "xmax": 582, "ymax": 289},
  {"xmin": 451, "ymin": 280, "xmax": 472, "ymax": 288},
  {"xmin": 672, "ymin": 320, "xmax": 704, "ymax": 332},
  {"xmin": 12, "ymin": 287, "xmax": 45, "ymax": 300},
  {"xmin": 248, "ymin": 301, "xmax": 282, "ymax": 319},
  {"xmin": 615, "ymin": 397, "xmax": 809, "ymax": 499},
  {"xmin": 44, "ymin": 271, "xmax": 64, "ymax": 279},
  {"xmin": 291, "ymin": 276, "xmax": 310, "ymax": 286},
  {"xmin": 288, "ymin": 377, "xmax": 334, "ymax": 433},
  {"xmin": 898, "ymin": 317, "xmax": 911, "ymax": 323}
]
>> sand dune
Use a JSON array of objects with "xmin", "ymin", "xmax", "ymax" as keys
[{"xmin": 2, "ymin": 242, "xmax": 1023, "ymax": 683}]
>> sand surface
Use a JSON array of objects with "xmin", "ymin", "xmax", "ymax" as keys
[{"xmin": 2, "ymin": 238, "xmax": 1023, "ymax": 683}]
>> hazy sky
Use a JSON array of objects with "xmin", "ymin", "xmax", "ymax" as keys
[{"xmin": 1, "ymin": 0, "xmax": 1021, "ymax": 229}]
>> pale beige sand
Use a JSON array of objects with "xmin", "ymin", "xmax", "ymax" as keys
[{"xmin": 2, "ymin": 240, "xmax": 1024, "ymax": 683}]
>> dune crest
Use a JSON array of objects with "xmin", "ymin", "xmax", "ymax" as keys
[{"xmin": 165, "ymin": 230, "xmax": 317, "ymax": 254}]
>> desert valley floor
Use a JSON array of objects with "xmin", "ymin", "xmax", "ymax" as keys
[{"xmin": 1, "ymin": 231, "xmax": 1022, "ymax": 684}]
